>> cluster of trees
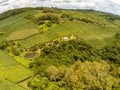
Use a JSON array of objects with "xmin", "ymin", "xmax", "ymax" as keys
[
  {"xmin": 0, "ymin": 41, "xmax": 26, "ymax": 56},
  {"xmin": 0, "ymin": 32, "xmax": 119, "ymax": 89},
  {"xmin": 61, "ymin": 13, "xmax": 74, "ymax": 21},
  {"xmin": 24, "ymin": 7, "xmax": 61, "ymax": 27},
  {"xmin": 40, "ymin": 7, "xmax": 60, "ymax": 13},
  {"xmin": 98, "ymin": 33, "xmax": 120, "ymax": 65},
  {"xmin": 24, "ymin": 15, "xmax": 36, "ymax": 23},
  {"xmin": 36, "ymin": 13, "xmax": 60, "ymax": 25},
  {"xmin": 0, "ymin": 7, "xmax": 60, "ymax": 21},
  {"xmin": 28, "ymin": 61, "xmax": 119, "ymax": 90},
  {"xmin": 60, "ymin": 13, "xmax": 105, "ymax": 26},
  {"xmin": 0, "ymin": 7, "xmax": 62, "ymax": 22},
  {"xmin": 25, "ymin": 13, "xmax": 60, "ymax": 29},
  {"xmin": 28, "ymin": 33, "xmax": 120, "ymax": 90},
  {"xmin": 0, "ymin": 7, "xmax": 34, "ymax": 21},
  {"xmin": 77, "ymin": 18, "xmax": 105, "ymax": 26},
  {"xmin": 102, "ymin": 14, "xmax": 120, "ymax": 21},
  {"xmin": 29, "ymin": 39, "xmax": 97, "ymax": 67},
  {"xmin": 0, "ymin": 32, "xmax": 4, "ymax": 36}
]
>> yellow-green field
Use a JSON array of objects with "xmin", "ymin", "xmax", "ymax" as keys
[
  {"xmin": 7, "ymin": 29, "xmax": 38, "ymax": 41},
  {"xmin": 0, "ymin": 50, "xmax": 32, "ymax": 89},
  {"xmin": 21, "ymin": 21, "xmax": 120, "ymax": 48},
  {"xmin": 0, "ymin": 80, "xmax": 24, "ymax": 90}
]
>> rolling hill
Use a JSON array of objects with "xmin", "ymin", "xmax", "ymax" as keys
[
  {"xmin": 0, "ymin": 7, "xmax": 120, "ymax": 90},
  {"xmin": 0, "ymin": 8, "xmax": 120, "ymax": 48}
]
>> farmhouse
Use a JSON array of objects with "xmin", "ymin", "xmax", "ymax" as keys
[{"xmin": 62, "ymin": 37, "xmax": 69, "ymax": 41}]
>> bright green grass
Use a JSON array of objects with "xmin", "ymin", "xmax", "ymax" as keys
[
  {"xmin": 0, "ymin": 10, "xmax": 40, "ymax": 43},
  {"xmin": 13, "ymin": 55, "xmax": 32, "ymax": 68},
  {"xmin": 0, "ymin": 65, "xmax": 32, "ymax": 83},
  {"xmin": 0, "ymin": 80, "xmax": 24, "ymax": 90},
  {"xmin": 0, "ymin": 10, "xmax": 41, "ymax": 32},
  {"xmin": 7, "ymin": 29, "xmax": 38, "ymax": 41},
  {"xmin": 21, "ymin": 21, "xmax": 120, "ymax": 48},
  {"xmin": 19, "ymin": 78, "xmax": 32, "ymax": 90},
  {"xmin": 20, "ymin": 27, "xmax": 59, "ymax": 48},
  {"xmin": 0, "ymin": 9, "xmax": 120, "ymax": 48},
  {"xmin": 20, "ymin": 21, "xmax": 84, "ymax": 48},
  {"xmin": 62, "ymin": 10, "xmax": 114, "ymax": 26},
  {"xmin": 0, "ymin": 18, "xmax": 37, "ymax": 41},
  {"xmin": 114, "ymin": 20, "xmax": 120, "ymax": 27},
  {"xmin": 0, "ymin": 50, "xmax": 18, "ymax": 66},
  {"xmin": 0, "ymin": 50, "xmax": 32, "ymax": 83}
]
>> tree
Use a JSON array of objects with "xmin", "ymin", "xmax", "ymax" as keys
[{"xmin": 47, "ymin": 66, "xmax": 59, "ymax": 81}]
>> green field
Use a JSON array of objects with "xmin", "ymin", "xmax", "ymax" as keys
[
  {"xmin": 7, "ymin": 29, "xmax": 38, "ymax": 41},
  {"xmin": 0, "ymin": 50, "xmax": 18, "ymax": 66},
  {"xmin": 21, "ymin": 21, "xmax": 120, "ymax": 48},
  {"xmin": 0, "ymin": 50, "xmax": 32, "ymax": 89},
  {"xmin": 0, "ymin": 8, "xmax": 120, "ymax": 48},
  {"xmin": 20, "ymin": 31, "xmax": 58, "ymax": 48},
  {"xmin": 0, "ymin": 10, "xmax": 40, "ymax": 43},
  {"xmin": 0, "ymin": 80, "xmax": 24, "ymax": 90},
  {"xmin": 0, "ymin": 65, "xmax": 32, "ymax": 83}
]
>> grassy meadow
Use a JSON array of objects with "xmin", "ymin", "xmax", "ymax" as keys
[
  {"xmin": 7, "ymin": 29, "xmax": 38, "ymax": 41},
  {"xmin": 0, "ymin": 50, "xmax": 32, "ymax": 89},
  {"xmin": 0, "ymin": 8, "xmax": 120, "ymax": 48},
  {"xmin": 0, "ymin": 80, "xmax": 24, "ymax": 90},
  {"xmin": 21, "ymin": 21, "xmax": 120, "ymax": 48}
]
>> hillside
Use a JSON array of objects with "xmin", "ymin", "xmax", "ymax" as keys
[
  {"xmin": 0, "ymin": 7, "xmax": 120, "ymax": 48},
  {"xmin": 0, "ymin": 7, "xmax": 120, "ymax": 90}
]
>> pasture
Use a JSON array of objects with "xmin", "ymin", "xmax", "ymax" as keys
[
  {"xmin": 0, "ymin": 50, "xmax": 18, "ymax": 66},
  {"xmin": 0, "ymin": 50, "xmax": 32, "ymax": 89},
  {"xmin": 0, "ymin": 65, "xmax": 32, "ymax": 83},
  {"xmin": 0, "ymin": 8, "xmax": 120, "ymax": 48},
  {"xmin": 0, "ymin": 80, "xmax": 24, "ymax": 90},
  {"xmin": 7, "ymin": 29, "xmax": 38, "ymax": 41},
  {"xmin": 0, "ymin": 10, "xmax": 40, "ymax": 43},
  {"xmin": 21, "ymin": 21, "xmax": 120, "ymax": 48}
]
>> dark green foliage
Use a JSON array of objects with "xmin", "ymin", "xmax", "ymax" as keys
[
  {"xmin": 99, "ymin": 46, "xmax": 120, "ymax": 64},
  {"xmin": 29, "ymin": 61, "xmax": 119, "ymax": 90},
  {"xmin": 46, "ymin": 21, "xmax": 52, "ymax": 27},
  {"xmin": 0, "ymin": 41, "xmax": 26, "ymax": 56},
  {"xmin": 98, "ymin": 33, "xmax": 120, "ymax": 65},
  {"xmin": 115, "ymin": 33, "xmax": 120, "ymax": 39},
  {"xmin": 0, "ymin": 41, "xmax": 8, "ymax": 50},
  {"xmin": 29, "ymin": 33, "xmax": 120, "ymax": 90},
  {"xmin": 102, "ymin": 14, "xmax": 120, "ymax": 20},
  {"xmin": 30, "ymin": 39, "xmax": 98, "ymax": 78},
  {"xmin": 36, "ymin": 13, "xmax": 60, "ymax": 23},
  {"xmin": 24, "ymin": 15, "xmax": 36, "ymax": 23},
  {"xmin": 0, "ymin": 8, "xmax": 34, "ymax": 21},
  {"xmin": 0, "ymin": 32, "xmax": 4, "ymax": 35},
  {"xmin": 61, "ymin": 13, "xmax": 71, "ymax": 18},
  {"xmin": 41, "ymin": 40, "xmax": 97, "ymax": 64}
]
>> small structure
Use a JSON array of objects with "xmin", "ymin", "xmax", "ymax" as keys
[
  {"xmin": 70, "ymin": 34, "xmax": 75, "ymax": 39},
  {"xmin": 25, "ymin": 53, "xmax": 36, "ymax": 59},
  {"xmin": 62, "ymin": 37, "xmax": 69, "ymax": 41}
]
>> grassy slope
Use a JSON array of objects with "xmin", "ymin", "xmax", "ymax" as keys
[
  {"xmin": 0, "ymin": 80, "xmax": 24, "ymax": 90},
  {"xmin": 0, "ymin": 8, "xmax": 120, "ymax": 89},
  {"xmin": 0, "ymin": 50, "xmax": 32, "ymax": 89},
  {"xmin": 0, "ymin": 10, "xmax": 42, "ymax": 42},
  {"xmin": 7, "ymin": 29, "xmax": 38, "ymax": 41},
  {"xmin": 21, "ymin": 21, "xmax": 120, "ymax": 48},
  {"xmin": 0, "ymin": 8, "xmax": 120, "ymax": 48},
  {"xmin": 0, "ymin": 50, "xmax": 18, "ymax": 66},
  {"xmin": 19, "ymin": 9, "xmax": 120, "ymax": 48}
]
